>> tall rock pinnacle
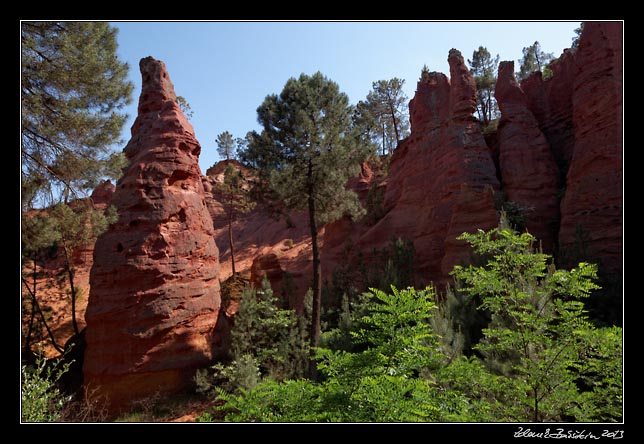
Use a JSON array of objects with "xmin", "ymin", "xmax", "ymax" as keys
[
  {"xmin": 495, "ymin": 60, "xmax": 560, "ymax": 251},
  {"xmin": 83, "ymin": 57, "xmax": 221, "ymax": 411}
]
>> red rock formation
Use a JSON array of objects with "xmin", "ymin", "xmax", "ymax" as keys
[
  {"xmin": 83, "ymin": 57, "xmax": 221, "ymax": 411},
  {"xmin": 495, "ymin": 61, "xmax": 560, "ymax": 251},
  {"xmin": 448, "ymin": 48, "xmax": 477, "ymax": 119},
  {"xmin": 329, "ymin": 50, "xmax": 500, "ymax": 286},
  {"xmin": 90, "ymin": 180, "xmax": 115, "ymax": 209},
  {"xmin": 250, "ymin": 253, "xmax": 285, "ymax": 289},
  {"xmin": 559, "ymin": 22, "xmax": 623, "ymax": 276},
  {"xmin": 522, "ymin": 49, "xmax": 577, "ymax": 176},
  {"xmin": 202, "ymin": 164, "xmax": 313, "ymax": 310}
]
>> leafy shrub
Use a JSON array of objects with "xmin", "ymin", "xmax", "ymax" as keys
[
  {"xmin": 21, "ymin": 355, "xmax": 71, "ymax": 422},
  {"xmin": 449, "ymin": 227, "xmax": 622, "ymax": 422},
  {"xmin": 195, "ymin": 278, "xmax": 310, "ymax": 396},
  {"xmin": 209, "ymin": 286, "xmax": 447, "ymax": 422},
  {"xmin": 200, "ymin": 226, "xmax": 622, "ymax": 423}
]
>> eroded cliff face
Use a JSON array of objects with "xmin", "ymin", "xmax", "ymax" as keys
[
  {"xmin": 324, "ymin": 50, "xmax": 500, "ymax": 286},
  {"xmin": 519, "ymin": 22, "xmax": 622, "ymax": 282},
  {"xmin": 83, "ymin": 57, "xmax": 221, "ymax": 410},
  {"xmin": 324, "ymin": 23, "xmax": 622, "ymax": 296},
  {"xmin": 495, "ymin": 60, "xmax": 560, "ymax": 251},
  {"xmin": 559, "ymin": 22, "xmax": 623, "ymax": 280}
]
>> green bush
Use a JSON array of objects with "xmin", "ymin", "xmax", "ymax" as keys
[
  {"xmin": 200, "ymin": 226, "xmax": 622, "ymax": 423},
  {"xmin": 195, "ymin": 278, "xmax": 310, "ymax": 398},
  {"xmin": 209, "ymin": 286, "xmax": 447, "ymax": 422},
  {"xmin": 450, "ymin": 227, "xmax": 622, "ymax": 422},
  {"xmin": 21, "ymin": 355, "xmax": 71, "ymax": 422}
]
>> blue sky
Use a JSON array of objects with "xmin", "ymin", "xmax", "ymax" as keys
[{"xmin": 112, "ymin": 21, "xmax": 580, "ymax": 172}]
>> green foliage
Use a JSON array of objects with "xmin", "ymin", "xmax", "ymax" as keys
[
  {"xmin": 230, "ymin": 279, "xmax": 294, "ymax": 377},
  {"xmin": 420, "ymin": 64, "xmax": 432, "ymax": 82},
  {"xmin": 468, "ymin": 46, "xmax": 500, "ymax": 125},
  {"xmin": 21, "ymin": 211, "xmax": 61, "ymax": 261},
  {"xmin": 320, "ymin": 292, "xmax": 357, "ymax": 352},
  {"xmin": 21, "ymin": 355, "xmax": 71, "ymax": 422},
  {"xmin": 353, "ymin": 78, "xmax": 410, "ymax": 156},
  {"xmin": 349, "ymin": 286, "xmax": 440, "ymax": 375},
  {"xmin": 371, "ymin": 237, "xmax": 416, "ymax": 291},
  {"xmin": 239, "ymin": 71, "xmax": 371, "ymax": 366},
  {"xmin": 431, "ymin": 287, "xmax": 466, "ymax": 361},
  {"xmin": 201, "ymin": 227, "xmax": 621, "ymax": 423},
  {"xmin": 451, "ymin": 227, "xmax": 621, "ymax": 422},
  {"xmin": 22, "ymin": 200, "xmax": 118, "ymax": 347},
  {"xmin": 210, "ymin": 286, "xmax": 445, "ymax": 422},
  {"xmin": 246, "ymin": 71, "xmax": 369, "ymax": 227},
  {"xmin": 572, "ymin": 23, "xmax": 584, "ymax": 49},
  {"xmin": 336, "ymin": 237, "xmax": 416, "ymax": 296},
  {"xmin": 176, "ymin": 96, "xmax": 193, "ymax": 119},
  {"xmin": 215, "ymin": 131, "xmax": 236, "ymax": 161},
  {"xmin": 574, "ymin": 326, "xmax": 623, "ymax": 421},
  {"xmin": 516, "ymin": 41, "xmax": 555, "ymax": 81},
  {"xmin": 21, "ymin": 21, "xmax": 133, "ymax": 206},
  {"xmin": 197, "ymin": 279, "xmax": 310, "ymax": 396},
  {"xmin": 197, "ymin": 354, "xmax": 261, "ymax": 394}
]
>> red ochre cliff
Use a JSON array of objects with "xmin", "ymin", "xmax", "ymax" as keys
[
  {"xmin": 83, "ymin": 57, "xmax": 221, "ymax": 410},
  {"xmin": 558, "ymin": 22, "xmax": 623, "ymax": 278},
  {"xmin": 323, "ymin": 49, "xmax": 501, "ymax": 287}
]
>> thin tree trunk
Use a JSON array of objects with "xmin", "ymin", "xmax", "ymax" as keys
[
  {"xmin": 24, "ymin": 256, "xmax": 39, "ymax": 350},
  {"xmin": 22, "ymin": 277, "xmax": 64, "ymax": 354},
  {"xmin": 61, "ymin": 190, "xmax": 80, "ymax": 336},
  {"xmin": 61, "ymin": 240, "xmax": 80, "ymax": 336},
  {"xmin": 381, "ymin": 122, "xmax": 386, "ymax": 156},
  {"xmin": 388, "ymin": 102, "xmax": 400, "ymax": 143},
  {"xmin": 228, "ymin": 194, "xmax": 236, "ymax": 275},
  {"xmin": 307, "ymin": 161, "xmax": 322, "ymax": 380},
  {"xmin": 534, "ymin": 389, "xmax": 539, "ymax": 422},
  {"xmin": 486, "ymin": 88, "xmax": 493, "ymax": 123}
]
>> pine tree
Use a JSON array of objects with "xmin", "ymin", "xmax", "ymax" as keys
[
  {"xmin": 242, "ymin": 72, "xmax": 369, "ymax": 378},
  {"xmin": 216, "ymin": 131, "xmax": 236, "ymax": 161},
  {"xmin": 21, "ymin": 22, "xmax": 130, "ymax": 353},
  {"xmin": 354, "ymin": 79, "xmax": 410, "ymax": 156},
  {"xmin": 21, "ymin": 21, "xmax": 133, "ymax": 206},
  {"xmin": 468, "ymin": 46, "xmax": 500, "ymax": 126},
  {"xmin": 451, "ymin": 227, "xmax": 622, "ymax": 421},
  {"xmin": 21, "ymin": 213, "xmax": 63, "ymax": 353},
  {"xmin": 571, "ymin": 23, "xmax": 584, "ymax": 49},
  {"xmin": 211, "ymin": 163, "xmax": 256, "ymax": 275},
  {"xmin": 176, "ymin": 96, "xmax": 193, "ymax": 119},
  {"xmin": 516, "ymin": 41, "xmax": 555, "ymax": 81}
]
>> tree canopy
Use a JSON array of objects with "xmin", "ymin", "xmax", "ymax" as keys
[
  {"xmin": 516, "ymin": 41, "xmax": 555, "ymax": 81},
  {"xmin": 240, "ymin": 71, "xmax": 370, "ymax": 377},
  {"xmin": 468, "ymin": 46, "xmax": 500, "ymax": 126},
  {"xmin": 21, "ymin": 21, "xmax": 133, "ymax": 207},
  {"xmin": 354, "ymin": 78, "xmax": 410, "ymax": 156},
  {"xmin": 216, "ymin": 131, "xmax": 236, "ymax": 161}
]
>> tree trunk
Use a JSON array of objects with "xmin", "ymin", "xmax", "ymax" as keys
[
  {"xmin": 307, "ymin": 162, "xmax": 322, "ymax": 380},
  {"xmin": 24, "ymin": 257, "xmax": 39, "ymax": 350},
  {"xmin": 388, "ymin": 102, "xmax": 400, "ymax": 144},
  {"xmin": 486, "ymin": 88, "xmax": 493, "ymax": 123},
  {"xmin": 534, "ymin": 389, "xmax": 539, "ymax": 422},
  {"xmin": 22, "ymin": 277, "xmax": 64, "ymax": 354},
  {"xmin": 228, "ymin": 194, "xmax": 236, "ymax": 275},
  {"xmin": 381, "ymin": 122, "xmax": 386, "ymax": 156},
  {"xmin": 61, "ymin": 190, "xmax": 80, "ymax": 336},
  {"xmin": 62, "ymin": 240, "xmax": 80, "ymax": 336}
]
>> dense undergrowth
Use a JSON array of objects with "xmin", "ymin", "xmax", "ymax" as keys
[
  {"xmin": 194, "ymin": 224, "xmax": 622, "ymax": 423},
  {"xmin": 21, "ymin": 225, "xmax": 622, "ymax": 423}
]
